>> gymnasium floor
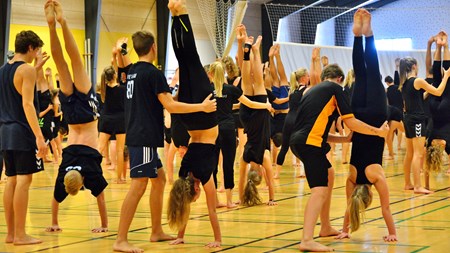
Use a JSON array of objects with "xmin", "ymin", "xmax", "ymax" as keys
[{"xmin": 0, "ymin": 142, "xmax": 449, "ymax": 253}]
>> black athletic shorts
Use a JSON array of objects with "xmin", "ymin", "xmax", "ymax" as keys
[
  {"xmin": 164, "ymin": 126, "xmax": 172, "ymax": 144},
  {"xmin": 128, "ymin": 146, "xmax": 162, "ymax": 178},
  {"xmin": 403, "ymin": 114, "xmax": 427, "ymax": 138},
  {"xmin": 3, "ymin": 150, "xmax": 44, "ymax": 176},
  {"xmin": 290, "ymin": 143, "xmax": 331, "ymax": 188},
  {"xmin": 98, "ymin": 114, "xmax": 125, "ymax": 135},
  {"xmin": 179, "ymin": 143, "xmax": 218, "ymax": 185},
  {"xmin": 387, "ymin": 105, "xmax": 402, "ymax": 122}
]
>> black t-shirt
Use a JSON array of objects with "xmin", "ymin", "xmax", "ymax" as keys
[
  {"xmin": 0, "ymin": 61, "xmax": 38, "ymax": 150},
  {"xmin": 290, "ymin": 81, "xmax": 354, "ymax": 148},
  {"xmin": 215, "ymin": 84, "xmax": 243, "ymax": 130},
  {"xmin": 103, "ymin": 85, "xmax": 125, "ymax": 117},
  {"xmin": 386, "ymin": 85, "xmax": 403, "ymax": 111},
  {"xmin": 124, "ymin": 62, "xmax": 171, "ymax": 147}
]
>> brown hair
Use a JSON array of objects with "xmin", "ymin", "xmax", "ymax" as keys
[
  {"xmin": 344, "ymin": 69, "xmax": 354, "ymax": 88},
  {"xmin": 321, "ymin": 64, "xmax": 345, "ymax": 82},
  {"xmin": 398, "ymin": 57, "xmax": 417, "ymax": 91},
  {"xmin": 64, "ymin": 170, "xmax": 83, "ymax": 196},
  {"xmin": 243, "ymin": 167, "xmax": 262, "ymax": 206},
  {"xmin": 167, "ymin": 177, "xmax": 196, "ymax": 231},
  {"xmin": 15, "ymin": 30, "xmax": 44, "ymax": 54},
  {"xmin": 132, "ymin": 31, "xmax": 155, "ymax": 57},
  {"xmin": 348, "ymin": 184, "xmax": 372, "ymax": 232},
  {"xmin": 209, "ymin": 61, "xmax": 225, "ymax": 97},
  {"xmin": 100, "ymin": 66, "xmax": 116, "ymax": 102}
]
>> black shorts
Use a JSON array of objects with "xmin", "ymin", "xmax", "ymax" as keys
[
  {"xmin": 403, "ymin": 114, "xmax": 427, "ymax": 138},
  {"xmin": 350, "ymin": 133, "xmax": 384, "ymax": 185},
  {"xmin": 98, "ymin": 114, "xmax": 125, "ymax": 135},
  {"xmin": 53, "ymin": 116, "xmax": 61, "ymax": 139},
  {"xmin": 128, "ymin": 146, "xmax": 162, "ymax": 178},
  {"xmin": 387, "ymin": 106, "xmax": 402, "ymax": 122},
  {"xmin": 40, "ymin": 115, "xmax": 54, "ymax": 142},
  {"xmin": 179, "ymin": 143, "xmax": 218, "ymax": 185},
  {"xmin": 54, "ymin": 145, "xmax": 107, "ymax": 202},
  {"xmin": 171, "ymin": 114, "xmax": 190, "ymax": 148},
  {"xmin": 3, "ymin": 149, "xmax": 44, "ymax": 176},
  {"xmin": 290, "ymin": 143, "xmax": 331, "ymax": 188}
]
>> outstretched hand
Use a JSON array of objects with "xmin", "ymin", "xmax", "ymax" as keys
[
  {"xmin": 35, "ymin": 50, "xmax": 51, "ymax": 70},
  {"xmin": 383, "ymin": 234, "xmax": 398, "ymax": 242},
  {"xmin": 335, "ymin": 232, "xmax": 350, "ymax": 239},
  {"xmin": 169, "ymin": 238, "xmax": 185, "ymax": 245}
]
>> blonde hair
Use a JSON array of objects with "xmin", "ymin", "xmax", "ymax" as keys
[
  {"xmin": 64, "ymin": 170, "xmax": 83, "ymax": 196},
  {"xmin": 398, "ymin": 57, "xmax": 417, "ymax": 91},
  {"xmin": 100, "ymin": 66, "xmax": 116, "ymax": 102},
  {"xmin": 243, "ymin": 167, "xmax": 262, "ymax": 206},
  {"xmin": 348, "ymin": 184, "xmax": 372, "ymax": 232},
  {"xmin": 289, "ymin": 68, "xmax": 308, "ymax": 92},
  {"xmin": 209, "ymin": 61, "xmax": 225, "ymax": 97},
  {"xmin": 344, "ymin": 69, "xmax": 354, "ymax": 88},
  {"xmin": 426, "ymin": 144, "xmax": 444, "ymax": 173},
  {"xmin": 222, "ymin": 56, "xmax": 239, "ymax": 78},
  {"xmin": 167, "ymin": 177, "xmax": 196, "ymax": 231}
]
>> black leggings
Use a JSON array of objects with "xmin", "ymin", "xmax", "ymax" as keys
[
  {"xmin": 429, "ymin": 60, "xmax": 450, "ymax": 142},
  {"xmin": 171, "ymin": 15, "xmax": 217, "ymax": 130},
  {"xmin": 276, "ymin": 113, "xmax": 295, "ymax": 166},
  {"xmin": 214, "ymin": 128, "xmax": 236, "ymax": 189},
  {"xmin": 351, "ymin": 36, "xmax": 387, "ymax": 126},
  {"xmin": 350, "ymin": 36, "xmax": 387, "ymax": 184}
]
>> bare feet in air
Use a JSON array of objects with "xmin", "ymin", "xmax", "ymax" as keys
[
  {"xmin": 361, "ymin": 9, "xmax": 373, "ymax": 37},
  {"xmin": 53, "ymin": 0, "xmax": 65, "ymax": 24},
  {"xmin": 352, "ymin": 9, "xmax": 363, "ymax": 37},
  {"xmin": 44, "ymin": 0, "xmax": 55, "ymax": 26},
  {"xmin": 168, "ymin": 0, "xmax": 187, "ymax": 16}
]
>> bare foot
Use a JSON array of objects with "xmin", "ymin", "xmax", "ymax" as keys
[
  {"xmin": 13, "ymin": 234, "xmax": 42, "ymax": 245},
  {"xmin": 319, "ymin": 227, "xmax": 340, "ymax": 237},
  {"xmin": 361, "ymin": 9, "xmax": 373, "ymax": 37},
  {"xmin": 53, "ymin": 0, "xmax": 65, "ymax": 24},
  {"xmin": 404, "ymin": 184, "xmax": 414, "ymax": 190},
  {"xmin": 352, "ymin": 9, "xmax": 363, "ymax": 36},
  {"xmin": 150, "ymin": 232, "xmax": 176, "ymax": 242},
  {"xmin": 217, "ymin": 186, "xmax": 225, "ymax": 193},
  {"xmin": 299, "ymin": 240, "xmax": 334, "ymax": 252},
  {"xmin": 5, "ymin": 234, "xmax": 14, "ymax": 243},
  {"xmin": 45, "ymin": 225, "xmax": 62, "ymax": 232},
  {"xmin": 44, "ymin": 0, "xmax": 56, "ymax": 26},
  {"xmin": 414, "ymin": 187, "xmax": 433, "ymax": 194},
  {"xmin": 168, "ymin": 0, "xmax": 187, "ymax": 16},
  {"xmin": 216, "ymin": 202, "xmax": 227, "ymax": 208},
  {"xmin": 113, "ymin": 240, "xmax": 144, "ymax": 253},
  {"xmin": 227, "ymin": 202, "xmax": 238, "ymax": 208},
  {"xmin": 252, "ymin": 35, "xmax": 263, "ymax": 52},
  {"xmin": 91, "ymin": 227, "xmax": 108, "ymax": 233}
]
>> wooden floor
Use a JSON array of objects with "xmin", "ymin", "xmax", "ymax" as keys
[{"xmin": 1, "ymin": 141, "xmax": 449, "ymax": 253}]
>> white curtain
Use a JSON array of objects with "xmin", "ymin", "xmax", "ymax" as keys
[{"xmin": 278, "ymin": 42, "xmax": 427, "ymax": 87}]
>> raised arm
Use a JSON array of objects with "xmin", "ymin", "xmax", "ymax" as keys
[
  {"xmin": 415, "ymin": 70, "xmax": 449, "ymax": 96},
  {"xmin": 310, "ymin": 47, "xmax": 322, "ymax": 86},
  {"xmin": 268, "ymin": 45, "xmax": 279, "ymax": 87},
  {"xmin": 274, "ymin": 44, "xmax": 289, "ymax": 86},
  {"xmin": 426, "ymin": 35, "xmax": 435, "ymax": 76}
]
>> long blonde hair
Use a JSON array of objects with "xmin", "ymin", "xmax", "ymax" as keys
[
  {"xmin": 348, "ymin": 184, "xmax": 372, "ymax": 232},
  {"xmin": 167, "ymin": 177, "xmax": 196, "ymax": 231},
  {"xmin": 344, "ymin": 69, "xmax": 354, "ymax": 88},
  {"xmin": 209, "ymin": 61, "xmax": 225, "ymax": 97},
  {"xmin": 398, "ymin": 57, "xmax": 417, "ymax": 91},
  {"xmin": 243, "ymin": 167, "xmax": 262, "ymax": 206},
  {"xmin": 426, "ymin": 143, "xmax": 444, "ymax": 173},
  {"xmin": 64, "ymin": 170, "xmax": 83, "ymax": 196},
  {"xmin": 100, "ymin": 66, "xmax": 116, "ymax": 102}
]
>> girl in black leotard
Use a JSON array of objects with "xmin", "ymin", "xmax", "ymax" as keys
[
  {"xmin": 426, "ymin": 31, "xmax": 450, "ymax": 175},
  {"xmin": 167, "ymin": 0, "xmax": 221, "ymax": 248},
  {"xmin": 335, "ymin": 8, "xmax": 397, "ymax": 242}
]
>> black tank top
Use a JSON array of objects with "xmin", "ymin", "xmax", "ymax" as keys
[
  {"xmin": 0, "ymin": 61, "xmax": 39, "ymax": 150},
  {"xmin": 402, "ymin": 77, "xmax": 426, "ymax": 118},
  {"xmin": 103, "ymin": 84, "xmax": 125, "ymax": 116}
]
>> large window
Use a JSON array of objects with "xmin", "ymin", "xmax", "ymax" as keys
[{"xmin": 375, "ymin": 38, "xmax": 413, "ymax": 51}]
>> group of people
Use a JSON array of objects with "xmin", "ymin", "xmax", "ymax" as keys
[{"xmin": 1, "ymin": 0, "xmax": 449, "ymax": 252}]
